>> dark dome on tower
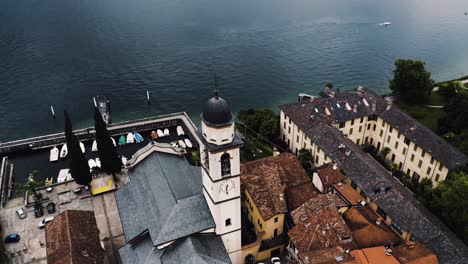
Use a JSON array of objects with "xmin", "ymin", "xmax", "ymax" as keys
[{"xmin": 201, "ymin": 92, "xmax": 234, "ymax": 127}]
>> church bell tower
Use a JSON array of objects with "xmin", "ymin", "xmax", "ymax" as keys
[{"xmin": 199, "ymin": 91, "xmax": 242, "ymax": 263}]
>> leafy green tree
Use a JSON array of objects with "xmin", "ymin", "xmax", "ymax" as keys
[
  {"xmin": 15, "ymin": 170, "xmax": 44, "ymax": 200},
  {"xmin": 439, "ymin": 91, "xmax": 468, "ymax": 134},
  {"xmin": 438, "ymin": 81, "xmax": 463, "ymax": 98},
  {"xmin": 298, "ymin": 149, "xmax": 313, "ymax": 175},
  {"xmin": 380, "ymin": 147, "xmax": 391, "ymax": 158},
  {"xmin": 65, "ymin": 111, "xmax": 92, "ymax": 186},
  {"xmin": 443, "ymin": 130, "xmax": 468, "ymax": 155},
  {"xmin": 428, "ymin": 172, "xmax": 468, "ymax": 244},
  {"xmin": 389, "ymin": 59, "xmax": 434, "ymax": 103},
  {"xmin": 94, "ymin": 108, "xmax": 121, "ymax": 178},
  {"xmin": 238, "ymin": 109, "xmax": 279, "ymax": 141}
]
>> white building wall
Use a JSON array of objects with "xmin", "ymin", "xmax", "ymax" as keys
[{"xmin": 201, "ymin": 122, "xmax": 235, "ymax": 145}]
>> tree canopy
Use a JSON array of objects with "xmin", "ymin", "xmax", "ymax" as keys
[
  {"xmin": 439, "ymin": 90, "xmax": 468, "ymax": 134},
  {"xmin": 64, "ymin": 111, "xmax": 92, "ymax": 186},
  {"xmin": 238, "ymin": 109, "xmax": 279, "ymax": 141},
  {"xmin": 94, "ymin": 108, "xmax": 121, "ymax": 176},
  {"xmin": 389, "ymin": 59, "xmax": 434, "ymax": 103}
]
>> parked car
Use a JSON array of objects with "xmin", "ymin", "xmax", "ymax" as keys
[
  {"xmin": 38, "ymin": 216, "xmax": 55, "ymax": 229},
  {"xmin": 47, "ymin": 202, "xmax": 56, "ymax": 214},
  {"xmin": 271, "ymin": 257, "xmax": 281, "ymax": 264},
  {"xmin": 16, "ymin": 208, "xmax": 26, "ymax": 219},
  {"xmin": 4, "ymin": 234, "xmax": 20, "ymax": 243},
  {"xmin": 34, "ymin": 203, "xmax": 43, "ymax": 218}
]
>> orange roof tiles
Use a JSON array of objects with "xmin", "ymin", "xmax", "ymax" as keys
[
  {"xmin": 333, "ymin": 183, "xmax": 365, "ymax": 206},
  {"xmin": 351, "ymin": 246, "xmax": 400, "ymax": 264},
  {"xmin": 316, "ymin": 163, "xmax": 348, "ymax": 190},
  {"xmin": 46, "ymin": 210, "xmax": 104, "ymax": 264},
  {"xmin": 343, "ymin": 207, "xmax": 402, "ymax": 249},
  {"xmin": 287, "ymin": 181, "xmax": 319, "ymax": 211},
  {"xmin": 241, "ymin": 153, "xmax": 312, "ymax": 220},
  {"xmin": 289, "ymin": 195, "xmax": 352, "ymax": 253},
  {"xmin": 298, "ymin": 247, "xmax": 356, "ymax": 264},
  {"xmin": 392, "ymin": 242, "xmax": 439, "ymax": 264}
]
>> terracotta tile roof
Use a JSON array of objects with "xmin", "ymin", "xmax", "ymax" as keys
[
  {"xmin": 241, "ymin": 153, "xmax": 312, "ymax": 220},
  {"xmin": 288, "ymin": 195, "xmax": 352, "ymax": 253},
  {"xmin": 392, "ymin": 241, "xmax": 439, "ymax": 264},
  {"xmin": 46, "ymin": 210, "xmax": 104, "ymax": 264},
  {"xmin": 298, "ymin": 247, "xmax": 356, "ymax": 264},
  {"xmin": 286, "ymin": 182, "xmax": 319, "ymax": 212},
  {"xmin": 333, "ymin": 183, "xmax": 365, "ymax": 206},
  {"xmin": 343, "ymin": 207, "xmax": 402, "ymax": 249},
  {"xmin": 316, "ymin": 163, "xmax": 348, "ymax": 191},
  {"xmin": 351, "ymin": 246, "xmax": 400, "ymax": 264}
]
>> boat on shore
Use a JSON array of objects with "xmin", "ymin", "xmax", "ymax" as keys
[
  {"xmin": 184, "ymin": 138, "xmax": 193, "ymax": 148},
  {"xmin": 119, "ymin": 135, "xmax": 126, "ymax": 145},
  {"xmin": 177, "ymin": 126, "xmax": 185, "ymax": 136},
  {"xmin": 79, "ymin": 142, "xmax": 85, "ymax": 153},
  {"xmin": 92, "ymin": 140, "xmax": 98, "ymax": 152},
  {"xmin": 126, "ymin": 133, "xmax": 135, "ymax": 144},
  {"xmin": 95, "ymin": 96, "xmax": 112, "ymax": 124},
  {"xmin": 60, "ymin": 144, "xmax": 68, "ymax": 159},
  {"xmin": 134, "ymin": 132, "xmax": 144, "ymax": 143},
  {"xmin": 157, "ymin": 129, "xmax": 164, "ymax": 138},
  {"xmin": 50, "ymin": 146, "xmax": 59, "ymax": 162},
  {"xmin": 57, "ymin": 169, "xmax": 71, "ymax": 183}
]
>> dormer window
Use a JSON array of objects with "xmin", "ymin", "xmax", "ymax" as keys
[{"xmin": 221, "ymin": 153, "xmax": 231, "ymax": 176}]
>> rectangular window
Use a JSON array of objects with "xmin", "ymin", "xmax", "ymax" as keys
[
  {"xmin": 404, "ymin": 138, "xmax": 410, "ymax": 145},
  {"xmin": 373, "ymin": 124, "xmax": 376, "ymax": 131},
  {"xmin": 289, "ymin": 119, "xmax": 291, "ymax": 124},
  {"xmin": 418, "ymin": 160, "xmax": 422, "ymax": 168},
  {"xmin": 387, "ymin": 135, "xmax": 390, "ymax": 143},
  {"xmin": 225, "ymin": 218, "xmax": 231, "ymax": 226},
  {"xmin": 410, "ymin": 154, "xmax": 415, "ymax": 162},
  {"xmin": 427, "ymin": 167, "xmax": 431, "ymax": 175},
  {"xmin": 389, "ymin": 126, "xmax": 393, "ymax": 133},
  {"xmin": 413, "ymin": 144, "xmax": 417, "ymax": 151},
  {"xmin": 365, "ymin": 137, "xmax": 369, "ymax": 143},
  {"xmin": 381, "ymin": 119, "xmax": 385, "ymax": 126},
  {"xmin": 283, "ymin": 122, "xmax": 286, "ymax": 129},
  {"xmin": 350, "ymin": 128, "xmax": 353, "ymax": 134},
  {"xmin": 317, "ymin": 148, "xmax": 320, "ymax": 154},
  {"xmin": 296, "ymin": 135, "xmax": 299, "ymax": 143},
  {"xmin": 397, "ymin": 132, "xmax": 401, "ymax": 138},
  {"xmin": 435, "ymin": 174, "xmax": 440, "ymax": 182},
  {"xmin": 274, "ymin": 217, "xmax": 278, "ymax": 223},
  {"xmin": 367, "ymin": 124, "xmax": 371, "ymax": 130},
  {"xmin": 360, "ymin": 117, "xmax": 364, "ymax": 123},
  {"xmin": 315, "ymin": 156, "xmax": 319, "ymax": 163},
  {"xmin": 422, "ymin": 150, "xmax": 426, "ymax": 157},
  {"xmin": 358, "ymin": 126, "xmax": 362, "ymax": 133},
  {"xmin": 339, "ymin": 122, "xmax": 345, "ymax": 128},
  {"xmin": 430, "ymin": 157, "xmax": 434, "ymax": 164},
  {"xmin": 288, "ymin": 127, "xmax": 291, "ymax": 134},
  {"xmin": 403, "ymin": 148, "xmax": 406, "ymax": 155},
  {"xmin": 379, "ymin": 130, "xmax": 383, "ymax": 137},
  {"xmin": 395, "ymin": 142, "xmax": 399, "ymax": 149},
  {"xmin": 351, "ymin": 120, "xmax": 354, "ymax": 126},
  {"xmin": 407, "ymin": 169, "xmax": 411, "ymax": 175},
  {"xmin": 439, "ymin": 163, "xmax": 443, "ymax": 171},
  {"xmin": 357, "ymin": 139, "xmax": 360, "ymax": 145}
]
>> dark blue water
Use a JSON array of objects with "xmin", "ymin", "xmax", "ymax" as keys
[{"xmin": 1, "ymin": 0, "xmax": 468, "ymax": 141}]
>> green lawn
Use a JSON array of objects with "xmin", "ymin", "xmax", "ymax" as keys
[
  {"xmin": 396, "ymin": 102, "xmax": 446, "ymax": 131},
  {"xmin": 425, "ymin": 91, "xmax": 447, "ymax": 106}
]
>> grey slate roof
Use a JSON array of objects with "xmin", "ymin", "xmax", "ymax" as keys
[
  {"xmin": 115, "ymin": 150, "xmax": 215, "ymax": 247},
  {"xmin": 279, "ymin": 89, "xmax": 468, "ymax": 170},
  {"xmin": 119, "ymin": 233, "xmax": 230, "ymax": 264},
  {"xmin": 304, "ymin": 122, "xmax": 468, "ymax": 263}
]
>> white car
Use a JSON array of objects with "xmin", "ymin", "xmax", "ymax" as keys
[
  {"xmin": 271, "ymin": 257, "xmax": 281, "ymax": 264},
  {"xmin": 38, "ymin": 216, "xmax": 55, "ymax": 229}
]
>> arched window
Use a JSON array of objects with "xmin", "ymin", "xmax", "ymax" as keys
[{"xmin": 221, "ymin": 153, "xmax": 231, "ymax": 176}]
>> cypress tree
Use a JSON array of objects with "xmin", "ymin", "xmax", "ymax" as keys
[
  {"xmin": 94, "ymin": 108, "xmax": 121, "ymax": 178},
  {"xmin": 64, "ymin": 111, "xmax": 92, "ymax": 186}
]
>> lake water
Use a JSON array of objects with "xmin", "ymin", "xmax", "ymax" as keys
[{"xmin": 1, "ymin": 0, "xmax": 468, "ymax": 141}]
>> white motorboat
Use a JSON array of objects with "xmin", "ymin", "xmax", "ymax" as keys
[
  {"xmin": 95, "ymin": 158, "xmax": 101, "ymax": 168},
  {"xmin": 60, "ymin": 144, "xmax": 68, "ymax": 159},
  {"xmin": 50, "ymin": 146, "xmax": 59, "ymax": 162},
  {"xmin": 157, "ymin": 129, "xmax": 164, "ymax": 138},
  {"xmin": 178, "ymin": 140, "xmax": 186, "ymax": 148},
  {"xmin": 383, "ymin": 21, "xmax": 391, "ymax": 26},
  {"xmin": 111, "ymin": 137, "xmax": 116, "ymax": 146},
  {"xmin": 92, "ymin": 140, "xmax": 98, "ymax": 152},
  {"xmin": 184, "ymin": 138, "xmax": 193, "ymax": 149},
  {"xmin": 57, "ymin": 169, "xmax": 71, "ymax": 183},
  {"xmin": 164, "ymin": 128, "xmax": 170, "ymax": 136},
  {"xmin": 80, "ymin": 142, "xmax": 85, "ymax": 153},
  {"xmin": 126, "ymin": 133, "xmax": 135, "ymax": 144},
  {"xmin": 88, "ymin": 159, "xmax": 97, "ymax": 170},
  {"xmin": 177, "ymin": 126, "xmax": 185, "ymax": 136}
]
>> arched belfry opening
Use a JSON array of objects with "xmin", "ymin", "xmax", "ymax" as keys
[{"xmin": 221, "ymin": 153, "xmax": 231, "ymax": 176}]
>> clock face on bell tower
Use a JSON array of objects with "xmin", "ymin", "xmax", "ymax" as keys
[{"xmin": 219, "ymin": 180, "xmax": 235, "ymax": 195}]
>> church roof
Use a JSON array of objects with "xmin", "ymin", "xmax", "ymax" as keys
[{"xmin": 115, "ymin": 148, "xmax": 215, "ymax": 248}]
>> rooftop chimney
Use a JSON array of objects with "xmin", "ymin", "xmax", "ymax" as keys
[
  {"xmin": 385, "ymin": 97, "xmax": 393, "ymax": 110},
  {"xmin": 352, "ymin": 104, "xmax": 358, "ymax": 113},
  {"xmin": 332, "ymin": 164, "xmax": 338, "ymax": 170}
]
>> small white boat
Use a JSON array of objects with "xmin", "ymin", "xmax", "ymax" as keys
[
  {"xmin": 60, "ymin": 144, "xmax": 68, "ymax": 159},
  {"xmin": 121, "ymin": 156, "xmax": 128, "ymax": 167},
  {"xmin": 134, "ymin": 132, "xmax": 144, "ymax": 143},
  {"xmin": 92, "ymin": 140, "xmax": 98, "ymax": 152},
  {"xmin": 164, "ymin": 128, "xmax": 170, "ymax": 136},
  {"xmin": 178, "ymin": 140, "xmax": 186, "ymax": 148},
  {"xmin": 126, "ymin": 133, "xmax": 135, "ymax": 144},
  {"xmin": 80, "ymin": 142, "xmax": 85, "ymax": 153},
  {"xmin": 88, "ymin": 159, "xmax": 97, "ymax": 170},
  {"xmin": 177, "ymin": 126, "xmax": 185, "ymax": 136},
  {"xmin": 383, "ymin": 21, "xmax": 391, "ymax": 26},
  {"xmin": 111, "ymin": 137, "xmax": 116, "ymax": 146},
  {"xmin": 184, "ymin": 138, "xmax": 193, "ymax": 148},
  {"xmin": 50, "ymin": 146, "xmax": 59, "ymax": 162},
  {"xmin": 157, "ymin": 129, "xmax": 164, "ymax": 138},
  {"xmin": 95, "ymin": 158, "xmax": 101, "ymax": 168},
  {"xmin": 57, "ymin": 169, "xmax": 71, "ymax": 183}
]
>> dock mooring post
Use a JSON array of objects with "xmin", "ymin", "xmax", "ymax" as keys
[{"xmin": 50, "ymin": 105, "xmax": 56, "ymax": 119}]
